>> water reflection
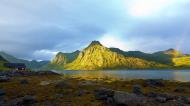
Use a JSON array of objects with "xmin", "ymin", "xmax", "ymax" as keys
[
  {"xmin": 54, "ymin": 70, "xmax": 190, "ymax": 82},
  {"xmin": 172, "ymin": 71, "xmax": 190, "ymax": 82},
  {"xmin": 59, "ymin": 71, "xmax": 122, "ymax": 81}
]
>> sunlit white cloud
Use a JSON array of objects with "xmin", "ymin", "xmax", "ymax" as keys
[
  {"xmin": 99, "ymin": 34, "xmax": 135, "ymax": 51},
  {"xmin": 99, "ymin": 34, "xmax": 175, "ymax": 53},
  {"xmin": 127, "ymin": 0, "xmax": 173, "ymax": 17}
]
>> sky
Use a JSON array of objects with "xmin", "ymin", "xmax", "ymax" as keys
[{"xmin": 0, "ymin": 0, "xmax": 190, "ymax": 60}]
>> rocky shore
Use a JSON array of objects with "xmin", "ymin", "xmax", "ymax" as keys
[{"xmin": 0, "ymin": 70, "xmax": 190, "ymax": 106}]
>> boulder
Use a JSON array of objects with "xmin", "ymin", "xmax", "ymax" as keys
[
  {"xmin": 6, "ymin": 95, "xmax": 36, "ymax": 105},
  {"xmin": 55, "ymin": 93, "xmax": 64, "ymax": 98},
  {"xmin": 22, "ymin": 95, "xmax": 37, "ymax": 104},
  {"xmin": 78, "ymin": 81, "xmax": 97, "ymax": 86},
  {"xmin": 20, "ymin": 79, "xmax": 29, "ymax": 84},
  {"xmin": 0, "ymin": 76, "xmax": 10, "ymax": 82},
  {"xmin": 183, "ymin": 97, "xmax": 190, "ymax": 104},
  {"xmin": 55, "ymin": 81, "xmax": 73, "ymax": 89},
  {"xmin": 155, "ymin": 96, "xmax": 167, "ymax": 103},
  {"xmin": 133, "ymin": 84, "xmax": 142, "ymax": 94},
  {"xmin": 40, "ymin": 81, "xmax": 51, "ymax": 86},
  {"xmin": 144, "ymin": 79, "xmax": 165, "ymax": 87},
  {"xmin": 94, "ymin": 88, "xmax": 114, "ymax": 100},
  {"xmin": 157, "ymin": 93, "xmax": 178, "ymax": 101},
  {"xmin": 106, "ymin": 97, "xmax": 114, "ymax": 106},
  {"xmin": 146, "ymin": 92, "xmax": 157, "ymax": 98},
  {"xmin": 0, "ymin": 89, "xmax": 6, "ymax": 96},
  {"xmin": 77, "ymin": 90, "xmax": 90, "ymax": 96},
  {"xmin": 0, "ymin": 90, "xmax": 5, "ymax": 105},
  {"xmin": 113, "ymin": 91, "xmax": 147, "ymax": 106},
  {"xmin": 174, "ymin": 86, "xmax": 186, "ymax": 93}
]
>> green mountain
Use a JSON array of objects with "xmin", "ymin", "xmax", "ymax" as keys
[
  {"xmin": 110, "ymin": 48, "xmax": 185, "ymax": 65},
  {"xmin": 64, "ymin": 41, "xmax": 167, "ymax": 70},
  {"xmin": 173, "ymin": 56, "xmax": 190, "ymax": 68},
  {"xmin": 0, "ymin": 55, "xmax": 9, "ymax": 70},
  {"xmin": 0, "ymin": 55, "xmax": 7, "ymax": 62},
  {"xmin": 151, "ymin": 49, "xmax": 185, "ymax": 65},
  {"xmin": 0, "ymin": 52, "xmax": 49, "ymax": 69},
  {"xmin": 110, "ymin": 48, "xmax": 154, "ymax": 61},
  {"xmin": 48, "ymin": 41, "xmax": 190, "ymax": 70},
  {"xmin": 45, "ymin": 50, "xmax": 80, "ymax": 70},
  {"xmin": 154, "ymin": 48, "xmax": 185, "ymax": 57},
  {"xmin": 51, "ymin": 50, "xmax": 80, "ymax": 65}
]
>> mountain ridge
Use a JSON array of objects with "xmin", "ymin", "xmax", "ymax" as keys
[
  {"xmin": 0, "ymin": 51, "xmax": 49, "ymax": 69},
  {"xmin": 44, "ymin": 41, "xmax": 190, "ymax": 70},
  {"xmin": 64, "ymin": 41, "xmax": 167, "ymax": 70}
]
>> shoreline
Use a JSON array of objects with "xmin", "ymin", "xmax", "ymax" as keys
[
  {"xmin": 1, "ymin": 70, "xmax": 190, "ymax": 105},
  {"xmin": 54, "ymin": 68, "xmax": 190, "ymax": 71}
]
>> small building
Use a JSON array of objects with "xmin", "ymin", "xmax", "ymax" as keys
[{"xmin": 4, "ymin": 63, "xmax": 26, "ymax": 70}]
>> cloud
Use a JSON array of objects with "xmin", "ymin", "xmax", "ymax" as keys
[
  {"xmin": 99, "ymin": 34, "xmax": 129, "ymax": 50},
  {"xmin": 0, "ymin": 0, "xmax": 190, "ymax": 60},
  {"xmin": 33, "ymin": 49, "xmax": 58, "ymax": 60},
  {"xmin": 127, "ymin": 0, "xmax": 172, "ymax": 17}
]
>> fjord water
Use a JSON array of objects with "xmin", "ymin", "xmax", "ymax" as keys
[{"xmin": 55, "ymin": 70, "xmax": 190, "ymax": 82}]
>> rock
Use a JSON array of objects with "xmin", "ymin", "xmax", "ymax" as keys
[
  {"xmin": 55, "ymin": 93, "xmax": 64, "ymax": 98},
  {"xmin": 7, "ymin": 95, "xmax": 36, "ymax": 105},
  {"xmin": 20, "ymin": 79, "xmax": 29, "ymax": 84},
  {"xmin": 162, "ymin": 100, "xmax": 187, "ymax": 106},
  {"xmin": 133, "ymin": 84, "xmax": 142, "ymax": 94},
  {"xmin": 0, "ymin": 100, "xmax": 4, "ymax": 105},
  {"xmin": 40, "ymin": 81, "xmax": 51, "ymax": 86},
  {"xmin": 0, "ymin": 89, "xmax": 6, "ymax": 96},
  {"xmin": 94, "ymin": 88, "xmax": 114, "ymax": 100},
  {"xmin": 155, "ymin": 96, "xmax": 167, "ymax": 103},
  {"xmin": 55, "ymin": 81, "xmax": 73, "ymax": 89},
  {"xmin": 183, "ymin": 97, "xmax": 190, "ymax": 104},
  {"xmin": 113, "ymin": 91, "xmax": 146, "ymax": 106},
  {"xmin": 174, "ymin": 86, "xmax": 186, "ymax": 93},
  {"xmin": 146, "ymin": 92, "xmax": 157, "ymax": 98},
  {"xmin": 77, "ymin": 90, "xmax": 90, "ymax": 96},
  {"xmin": 106, "ymin": 97, "xmax": 114, "ymax": 106},
  {"xmin": 0, "ymin": 96, "xmax": 4, "ymax": 105},
  {"xmin": 22, "ymin": 95, "xmax": 37, "ymax": 104},
  {"xmin": 146, "ymin": 92, "xmax": 177, "ymax": 101},
  {"xmin": 158, "ymin": 93, "xmax": 177, "ymax": 101},
  {"xmin": 0, "ymin": 89, "xmax": 5, "ymax": 105},
  {"xmin": 0, "ymin": 76, "xmax": 10, "ymax": 82},
  {"xmin": 78, "ymin": 81, "xmax": 97, "ymax": 86},
  {"xmin": 144, "ymin": 79, "xmax": 165, "ymax": 87}
]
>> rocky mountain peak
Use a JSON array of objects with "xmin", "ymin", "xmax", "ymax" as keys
[
  {"xmin": 161, "ymin": 48, "xmax": 184, "ymax": 57},
  {"xmin": 166, "ymin": 48, "xmax": 176, "ymax": 52},
  {"xmin": 88, "ymin": 41, "xmax": 102, "ymax": 47}
]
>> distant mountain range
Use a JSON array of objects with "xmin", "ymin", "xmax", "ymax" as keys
[
  {"xmin": 1, "ymin": 41, "xmax": 189, "ymax": 71},
  {"xmin": 0, "ymin": 55, "xmax": 9, "ymax": 70},
  {"xmin": 46, "ymin": 41, "xmax": 190, "ymax": 70},
  {"xmin": 0, "ymin": 52, "xmax": 49, "ymax": 69}
]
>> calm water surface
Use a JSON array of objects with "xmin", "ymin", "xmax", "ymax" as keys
[{"xmin": 54, "ymin": 70, "xmax": 190, "ymax": 82}]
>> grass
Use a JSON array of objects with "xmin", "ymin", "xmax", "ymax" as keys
[
  {"xmin": 0, "ymin": 61, "xmax": 10, "ymax": 70},
  {"xmin": 1, "ymin": 74, "xmax": 190, "ymax": 105},
  {"xmin": 173, "ymin": 56, "xmax": 190, "ymax": 67}
]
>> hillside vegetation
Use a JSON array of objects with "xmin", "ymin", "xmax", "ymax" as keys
[
  {"xmin": 48, "ymin": 41, "xmax": 190, "ymax": 70},
  {"xmin": 0, "ymin": 55, "xmax": 9, "ymax": 70},
  {"xmin": 64, "ymin": 41, "xmax": 167, "ymax": 70},
  {"xmin": 0, "ymin": 52, "xmax": 49, "ymax": 69},
  {"xmin": 173, "ymin": 56, "xmax": 190, "ymax": 67}
]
